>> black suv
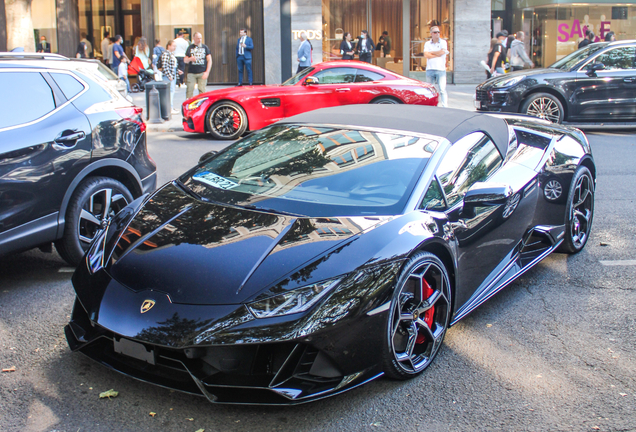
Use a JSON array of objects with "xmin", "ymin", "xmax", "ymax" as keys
[
  {"xmin": 475, "ymin": 40, "xmax": 636, "ymax": 124},
  {"xmin": 0, "ymin": 53, "xmax": 156, "ymax": 265}
]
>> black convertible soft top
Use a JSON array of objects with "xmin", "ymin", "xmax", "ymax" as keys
[{"xmin": 281, "ymin": 105, "xmax": 511, "ymax": 157}]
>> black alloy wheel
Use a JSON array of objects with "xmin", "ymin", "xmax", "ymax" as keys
[
  {"xmin": 207, "ymin": 101, "xmax": 248, "ymax": 140},
  {"xmin": 383, "ymin": 252, "xmax": 451, "ymax": 380},
  {"xmin": 558, "ymin": 166, "xmax": 594, "ymax": 254},
  {"xmin": 372, "ymin": 97, "xmax": 401, "ymax": 104},
  {"xmin": 521, "ymin": 93, "xmax": 564, "ymax": 123},
  {"xmin": 56, "ymin": 177, "xmax": 133, "ymax": 266}
]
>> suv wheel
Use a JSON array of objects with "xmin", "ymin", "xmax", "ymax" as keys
[{"xmin": 56, "ymin": 176, "xmax": 133, "ymax": 266}]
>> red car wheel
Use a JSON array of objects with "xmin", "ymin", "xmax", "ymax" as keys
[{"xmin": 206, "ymin": 101, "xmax": 248, "ymax": 140}]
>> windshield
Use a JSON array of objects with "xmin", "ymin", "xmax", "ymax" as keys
[
  {"xmin": 282, "ymin": 67, "xmax": 315, "ymax": 86},
  {"xmin": 180, "ymin": 125, "xmax": 440, "ymax": 217},
  {"xmin": 550, "ymin": 43, "xmax": 608, "ymax": 70}
]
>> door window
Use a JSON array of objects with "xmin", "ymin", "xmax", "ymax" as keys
[
  {"xmin": 595, "ymin": 47, "xmax": 636, "ymax": 71},
  {"xmin": 51, "ymin": 73, "xmax": 85, "ymax": 100},
  {"xmin": 0, "ymin": 72, "xmax": 56, "ymax": 129},
  {"xmin": 435, "ymin": 132, "xmax": 503, "ymax": 208},
  {"xmin": 354, "ymin": 69, "xmax": 385, "ymax": 82},
  {"xmin": 313, "ymin": 67, "xmax": 356, "ymax": 84}
]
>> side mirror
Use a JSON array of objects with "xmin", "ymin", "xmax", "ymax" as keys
[
  {"xmin": 303, "ymin": 76, "xmax": 319, "ymax": 86},
  {"xmin": 199, "ymin": 150, "xmax": 218, "ymax": 163},
  {"xmin": 464, "ymin": 182, "xmax": 513, "ymax": 206},
  {"xmin": 586, "ymin": 62, "xmax": 605, "ymax": 77}
]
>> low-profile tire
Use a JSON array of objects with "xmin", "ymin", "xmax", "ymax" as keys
[
  {"xmin": 558, "ymin": 166, "xmax": 594, "ymax": 254},
  {"xmin": 55, "ymin": 176, "xmax": 133, "ymax": 266},
  {"xmin": 521, "ymin": 92, "xmax": 564, "ymax": 123},
  {"xmin": 382, "ymin": 251, "xmax": 452, "ymax": 380},
  {"xmin": 371, "ymin": 97, "xmax": 402, "ymax": 104},
  {"xmin": 206, "ymin": 101, "xmax": 248, "ymax": 140}
]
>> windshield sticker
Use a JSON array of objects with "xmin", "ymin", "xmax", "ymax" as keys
[{"xmin": 193, "ymin": 171, "xmax": 239, "ymax": 190}]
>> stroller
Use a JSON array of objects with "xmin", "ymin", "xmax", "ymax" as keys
[{"xmin": 128, "ymin": 56, "xmax": 155, "ymax": 93}]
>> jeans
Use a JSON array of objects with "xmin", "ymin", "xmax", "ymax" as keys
[
  {"xmin": 237, "ymin": 55, "xmax": 252, "ymax": 85},
  {"xmin": 176, "ymin": 57, "xmax": 185, "ymax": 85},
  {"xmin": 162, "ymin": 76, "xmax": 176, "ymax": 109},
  {"xmin": 120, "ymin": 76, "xmax": 130, "ymax": 93},
  {"xmin": 186, "ymin": 72, "xmax": 207, "ymax": 99},
  {"xmin": 426, "ymin": 69, "xmax": 447, "ymax": 107}
]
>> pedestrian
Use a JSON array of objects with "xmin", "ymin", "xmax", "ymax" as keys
[
  {"xmin": 118, "ymin": 55, "xmax": 131, "ymax": 93},
  {"xmin": 604, "ymin": 31, "xmax": 615, "ymax": 42},
  {"xmin": 296, "ymin": 32, "xmax": 312, "ymax": 74},
  {"xmin": 101, "ymin": 31, "xmax": 111, "ymax": 66},
  {"xmin": 184, "ymin": 32, "xmax": 212, "ymax": 99},
  {"xmin": 36, "ymin": 36, "xmax": 51, "ymax": 53},
  {"xmin": 355, "ymin": 30, "xmax": 374, "ymax": 63},
  {"xmin": 174, "ymin": 31, "xmax": 189, "ymax": 87},
  {"xmin": 236, "ymin": 28, "xmax": 254, "ymax": 85},
  {"xmin": 379, "ymin": 31, "xmax": 392, "ymax": 57},
  {"xmin": 509, "ymin": 31, "xmax": 534, "ymax": 71},
  {"xmin": 340, "ymin": 32, "xmax": 355, "ymax": 60},
  {"xmin": 424, "ymin": 25, "xmax": 449, "ymax": 107},
  {"xmin": 487, "ymin": 37, "xmax": 505, "ymax": 78},
  {"xmin": 76, "ymin": 40, "xmax": 88, "ymax": 59},
  {"xmin": 135, "ymin": 36, "xmax": 150, "ymax": 69},
  {"xmin": 81, "ymin": 32, "xmax": 93, "ymax": 58},
  {"xmin": 152, "ymin": 39, "xmax": 166, "ymax": 69},
  {"xmin": 111, "ymin": 35, "xmax": 125, "ymax": 74},
  {"xmin": 579, "ymin": 31, "xmax": 594, "ymax": 48},
  {"xmin": 160, "ymin": 40, "xmax": 182, "ymax": 114}
]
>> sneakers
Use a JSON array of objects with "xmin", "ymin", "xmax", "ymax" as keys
[{"xmin": 171, "ymin": 108, "xmax": 180, "ymax": 115}]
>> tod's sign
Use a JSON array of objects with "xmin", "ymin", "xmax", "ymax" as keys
[{"xmin": 292, "ymin": 30, "xmax": 322, "ymax": 40}]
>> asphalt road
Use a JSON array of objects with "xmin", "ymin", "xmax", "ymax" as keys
[{"xmin": 1, "ymin": 130, "xmax": 635, "ymax": 432}]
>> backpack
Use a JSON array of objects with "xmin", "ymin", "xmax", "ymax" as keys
[{"xmin": 156, "ymin": 52, "xmax": 163, "ymax": 70}]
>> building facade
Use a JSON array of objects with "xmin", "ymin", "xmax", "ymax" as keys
[{"xmin": 3, "ymin": 0, "xmax": 633, "ymax": 84}]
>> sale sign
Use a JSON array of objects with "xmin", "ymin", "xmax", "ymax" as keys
[{"xmin": 557, "ymin": 19, "xmax": 611, "ymax": 42}]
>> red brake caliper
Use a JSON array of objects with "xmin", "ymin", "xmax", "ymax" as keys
[
  {"xmin": 232, "ymin": 110, "xmax": 240, "ymax": 129},
  {"xmin": 416, "ymin": 278, "xmax": 435, "ymax": 344}
]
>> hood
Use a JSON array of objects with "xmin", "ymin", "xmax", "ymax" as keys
[
  {"xmin": 185, "ymin": 85, "xmax": 283, "ymax": 105},
  {"xmin": 106, "ymin": 183, "xmax": 374, "ymax": 305}
]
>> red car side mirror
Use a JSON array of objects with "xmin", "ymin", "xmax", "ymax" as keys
[{"xmin": 303, "ymin": 76, "xmax": 319, "ymax": 86}]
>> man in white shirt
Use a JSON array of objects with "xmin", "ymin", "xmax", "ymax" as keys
[
  {"xmin": 101, "ymin": 31, "xmax": 111, "ymax": 66},
  {"xmin": 424, "ymin": 26, "xmax": 449, "ymax": 107},
  {"xmin": 174, "ymin": 31, "xmax": 190, "ymax": 86}
]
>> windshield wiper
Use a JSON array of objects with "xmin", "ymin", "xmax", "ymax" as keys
[
  {"xmin": 174, "ymin": 179, "xmax": 208, "ymax": 202},
  {"xmin": 240, "ymin": 204, "xmax": 305, "ymax": 218}
]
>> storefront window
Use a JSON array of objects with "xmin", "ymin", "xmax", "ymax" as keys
[
  {"xmin": 511, "ymin": 4, "xmax": 636, "ymax": 68},
  {"xmin": 410, "ymin": 0, "xmax": 453, "ymax": 77},
  {"xmin": 32, "ymin": 0, "xmax": 57, "ymax": 53},
  {"xmin": 322, "ymin": 0, "xmax": 369, "ymax": 62},
  {"xmin": 154, "ymin": 0, "xmax": 204, "ymax": 50}
]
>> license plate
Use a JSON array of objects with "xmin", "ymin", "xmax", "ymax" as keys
[
  {"xmin": 114, "ymin": 338, "xmax": 156, "ymax": 365},
  {"xmin": 193, "ymin": 171, "xmax": 239, "ymax": 190},
  {"xmin": 474, "ymin": 100, "xmax": 482, "ymax": 109}
]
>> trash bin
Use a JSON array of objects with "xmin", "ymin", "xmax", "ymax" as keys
[{"xmin": 145, "ymin": 81, "xmax": 170, "ymax": 120}]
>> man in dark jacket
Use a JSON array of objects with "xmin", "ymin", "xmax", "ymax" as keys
[
  {"xmin": 356, "ymin": 30, "xmax": 374, "ymax": 63},
  {"xmin": 578, "ymin": 30, "xmax": 594, "ymax": 48}
]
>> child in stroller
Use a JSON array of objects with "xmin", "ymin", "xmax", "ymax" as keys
[{"xmin": 128, "ymin": 56, "xmax": 155, "ymax": 92}]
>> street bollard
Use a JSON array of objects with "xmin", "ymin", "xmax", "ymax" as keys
[{"xmin": 147, "ymin": 87, "xmax": 164, "ymax": 124}]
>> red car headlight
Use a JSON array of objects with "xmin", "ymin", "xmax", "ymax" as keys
[{"xmin": 186, "ymin": 97, "xmax": 209, "ymax": 111}]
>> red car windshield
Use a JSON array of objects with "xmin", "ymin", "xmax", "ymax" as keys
[
  {"xmin": 282, "ymin": 67, "xmax": 315, "ymax": 85},
  {"xmin": 180, "ymin": 125, "xmax": 439, "ymax": 217}
]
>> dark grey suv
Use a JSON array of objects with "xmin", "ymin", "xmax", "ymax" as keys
[{"xmin": 0, "ymin": 53, "xmax": 156, "ymax": 265}]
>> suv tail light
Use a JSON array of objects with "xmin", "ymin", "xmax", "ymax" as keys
[{"xmin": 116, "ymin": 106, "xmax": 146, "ymax": 133}]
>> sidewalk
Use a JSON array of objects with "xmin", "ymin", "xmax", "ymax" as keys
[{"xmin": 134, "ymin": 83, "xmax": 478, "ymax": 133}]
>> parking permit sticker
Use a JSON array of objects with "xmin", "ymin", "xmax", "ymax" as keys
[{"xmin": 193, "ymin": 171, "xmax": 239, "ymax": 190}]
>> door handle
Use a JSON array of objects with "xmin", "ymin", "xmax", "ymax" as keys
[
  {"xmin": 53, "ymin": 131, "xmax": 85, "ymax": 150},
  {"xmin": 335, "ymin": 88, "xmax": 351, "ymax": 92},
  {"xmin": 624, "ymin": 77, "xmax": 636, "ymax": 83}
]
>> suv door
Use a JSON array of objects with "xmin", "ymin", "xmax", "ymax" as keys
[
  {"xmin": 573, "ymin": 46, "xmax": 636, "ymax": 121},
  {"xmin": 0, "ymin": 70, "xmax": 92, "ymax": 253}
]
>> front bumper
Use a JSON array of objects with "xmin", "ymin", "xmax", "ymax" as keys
[{"xmin": 474, "ymin": 86, "xmax": 521, "ymax": 113}]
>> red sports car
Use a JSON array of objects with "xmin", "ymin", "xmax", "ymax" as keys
[{"xmin": 182, "ymin": 60, "xmax": 439, "ymax": 140}]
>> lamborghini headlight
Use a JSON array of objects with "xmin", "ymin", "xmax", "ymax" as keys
[
  {"xmin": 186, "ymin": 97, "xmax": 209, "ymax": 111},
  {"xmin": 86, "ymin": 223, "xmax": 109, "ymax": 275},
  {"xmin": 247, "ymin": 278, "xmax": 341, "ymax": 319},
  {"xmin": 493, "ymin": 75, "xmax": 525, "ymax": 88}
]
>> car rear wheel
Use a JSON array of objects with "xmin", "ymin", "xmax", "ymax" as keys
[
  {"xmin": 558, "ymin": 166, "xmax": 594, "ymax": 254},
  {"xmin": 521, "ymin": 93, "xmax": 564, "ymax": 123},
  {"xmin": 56, "ymin": 177, "xmax": 133, "ymax": 266},
  {"xmin": 383, "ymin": 252, "xmax": 451, "ymax": 380},
  {"xmin": 206, "ymin": 101, "xmax": 248, "ymax": 140},
  {"xmin": 372, "ymin": 97, "xmax": 401, "ymax": 104}
]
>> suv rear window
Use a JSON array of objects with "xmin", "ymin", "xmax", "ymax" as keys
[
  {"xmin": 51, "ymin": 72, "xmax": 85, "ymax": 99},
  {"xmin": 0, "ymin": 72, "xmax": 56, "ymax": 129}
]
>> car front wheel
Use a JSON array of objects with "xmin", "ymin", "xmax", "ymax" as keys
[
  {"xmin": 558, "ymin": 166, "xmax": 594, "ymax": 254},
  {"xmin": 56, "ymin": 177, "xmax": 133, "ymax": 266},
  {"xmin": 521, "ymin": 93, "xmax": 564, "ymax": 123},
  {"xmin": 383, "ymin": 252, "xmax": 452, "ymax": 380},
  {"xmin": 206, "ymin": 101, "xmax": 248, "ymax": 140}
]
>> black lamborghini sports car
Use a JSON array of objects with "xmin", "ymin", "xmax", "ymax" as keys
[{"xmin": 66, "ymin": 105, "xmax": 596, "ymax": 405}]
